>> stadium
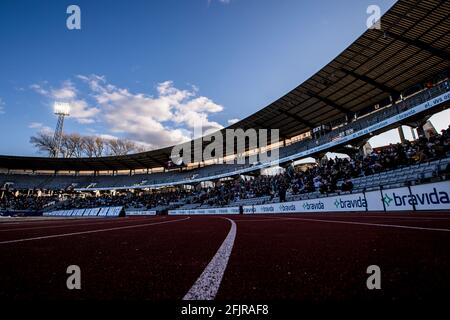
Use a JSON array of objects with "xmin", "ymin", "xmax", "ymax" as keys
[{"xmin": 1, "ymin": 0, "xmax": 450, "ymax": 308}]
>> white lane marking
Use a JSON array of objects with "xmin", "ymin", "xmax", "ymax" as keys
[
  {"xmin": 0, "ymin": 217, "xmax": 190, "ymax": 245},
  {"xmin": 183, "ymin": 217, "xmax": 237, "ymax": 300},
  {"xmin": 265, "ymin": 217, "xmax": 450, "ymax": 232},
  {"xmin": 253, "ymin": 214, "xmax": 450, "ymax": 221},
  {"xmin": 235, "ymin": 219, "xmax": 290, "ymax": 222},
  {"xmin": 0, "ymin": 217, "xmax": 166, "ymax": 232},
  {"xmin": 0, "ymin": 218, "xmax": 86, "ymax": 225},
  {"xmin": 358, "ymin": 215, "xmax": 450, "ymax": 221},
  {"xmin": 0, "ymin": 216, "xmax": 147, "ymax": 226},
  {"xmin": 233, "ymin": 217, "xmax": 278, "ymax": 221}
]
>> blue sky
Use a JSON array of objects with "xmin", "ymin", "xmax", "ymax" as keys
[{"xmin": 1, "ymin": 0, "xmax": 447, "ymax": 157}]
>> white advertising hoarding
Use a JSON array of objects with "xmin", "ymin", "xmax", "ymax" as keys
[
  {"xmin": 89, "ymin": 208, "xmax": 100, "ymax": 216},
  {"xmin": 46, "ymin": 206, "xmax": 123, "ymax": 217},
  {"xmin": 365, "ymin": 190, "xmax": 385, "ymax": 211},
  {"xmin": 169, "ymin": 207, "xmax": 240, "ymax": 215},
  {"xmin": 411, "ymin": 181, "xmax": 450, "ymax": 210},
  {"xmin": 106, "ymin": 206, "xmax": 123, "ymax": 217},
  {"xmin": 381, "ymin": 187, "xmax": 415, "ymax": 211},
  {"xmin": 382, "ymin": 181, "xmax": 450, "ymax": 211},
  {"xmin": 126, "ymin": 210, "xmax": 157, "ymax": 216},
  {"xmin": 45, "ymin": 181, "xmax": 450, "ymax": 218},
  {"xmin": 97, "ymin": 207, "xmax": 111, "ymax": 217},
  {"xmin": 244, "ymin": 193, "xmax": 368, "ymax": 214}
]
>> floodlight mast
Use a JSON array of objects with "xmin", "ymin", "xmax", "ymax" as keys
[{"xmin": 52, "ymin": 102, "xmax": 70, "ymax": 158}]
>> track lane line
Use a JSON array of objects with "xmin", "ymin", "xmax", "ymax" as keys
[
  {"xmin": 0, "ymin": 216, "xmax": 148, "ymax": 226},
  {"xmin": 0, "ymin": 217, "xmax": 190, "ymax": 245},
  {"xmin": 355, "ymin": 215, "xmax": 450, "ymax": 221},
  {"xmin": 0, "ymin": 216, "xmax": 166, "ymax": 232},
  {"xmin": 234, "ymin": 218, "xmax": 290, "ymax": 222},
  {"xmin": 260, "ymin": 216, "xmax": 450, "ymax": 232},
  {"xmin": 183, "ymin": 217, "xmax": 237, "ymax": 300}
]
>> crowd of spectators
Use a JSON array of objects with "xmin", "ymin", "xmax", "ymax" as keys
[
  {"xmin": 0, "ymin": 192, "xmax": 59, "ymax": 212},
  {"xmin": 0, "ymin": 188, "xmax": 191, "ymax": 213},
  {"xmin": 57, "ymin": 189, "xmax": 191, "ymax": 210},
  {"xmin": 1, "ymin": 126, "xmax": 449, "ymax": 212},
  {"xmin": 189, "ymin": 126, "xmax": 450, "ymax": 205}
]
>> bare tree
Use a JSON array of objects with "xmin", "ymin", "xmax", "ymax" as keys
[
  {"xmin": 120, "ymin": 139, "xmax": 139, "ymax": 155},
  {"xmin": 59, "ymin": 135, "xmax": 69, "ymax": 158},
  {"xmin": 69, "ymin": 133, "xmax": 85, "ymax": 158},
  {"xmin": 81, "ymin": 136, "xmax": 105, "ymax": 157},
  {"xmin": 93, "ymin": 136, "xmax": 105, "ymax": 157},
  {"xmin": 82, "ymin": 136, "xmax": 96, "ymax": 158},
  {"xmin": 107, "ymin": 138, "xmax": 138, "ymax": 156},
  {"xmin": 30, "ymin": 132, "xmax": 57, "ymax": 157},
  {"xmin": 30, "ymin": 132, "xmax": 146, "ymax": 158},
  {"xmin": 60, "ymin": 133, "xmax": 84, "ymax": 158},
  {"xmin": 135, "ymin": 144, "xmax": 148, "ymax": 153}
]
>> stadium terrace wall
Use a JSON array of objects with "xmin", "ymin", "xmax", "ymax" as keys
[
  {"xmin": 78, "ymin": 88, "xmax": 450, "ymax": 192},
  {"xmin": 167, "ymin": 181, "xmax": 450, "ymax": 215}
]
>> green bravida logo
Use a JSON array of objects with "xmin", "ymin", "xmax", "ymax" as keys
[
  {"xmin": 334, "ymin": 199, "xmax": 340, "ymax": 208},
  {"xmin": 383, "ymin": 194, "xmax": 393, "ymax": 206}
]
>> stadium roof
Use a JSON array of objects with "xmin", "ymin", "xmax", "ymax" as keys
[{"xmin": 1, "ymin": 0, "xmax": 449, "ymax": 172}]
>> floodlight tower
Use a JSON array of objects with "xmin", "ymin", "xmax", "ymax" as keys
[{"xmin": 52, "ymin": 102, "xmax": 70, "ymax": 158}]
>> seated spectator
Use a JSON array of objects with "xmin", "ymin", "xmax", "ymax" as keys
[{"xmin": 341, "ymin": 179, "xmax": 354, "ymax": 192}]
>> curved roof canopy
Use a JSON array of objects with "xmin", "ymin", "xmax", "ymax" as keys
[{"xmin": 1, "ymin": 0, "xmax": 449, "ymax": 172}]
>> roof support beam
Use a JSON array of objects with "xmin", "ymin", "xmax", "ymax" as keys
[
  {"xmin": 131, "ymin": 158, "xmax": 149, "ymax": 168},
  {"xmin": 147, "ymin": 155, "xmax": 167, "ymax": 168},
  {"xmin": 277, "ymin": 109, "xmax": 315, "ymax": 128},
  {"xmin": 95, "ymin": 160, "xmax": 117, "ymax": 172},
  {"xmin": 306, "ymin": 90, "xmax": 353, "ymax": 117},
  {"xmin": 253, "ymin": 120, "xmax": 272, "ymax": 129},
  {"xmin": 383, "ymin": 31, "xmax": 450, "ymax": 62},
  {"xmin": 77, "ymin": 161, "xmax": 97, "ymax": 172},
  {"xmin": 339, "ymin": 68, "xmax": 399, "ymax": 96}
]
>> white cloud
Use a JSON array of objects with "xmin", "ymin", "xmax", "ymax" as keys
[
  {"xmin": 208, "ymin": 0, "xmax": 231, "ymax": 4},
  {"xmin": 28, "ymin": 122, "xmax": 53, "ymax": 134},
  {"xmin": 31, "ymin": 80, "xmax": 101, "ymax": 124},
  {"xmin": 68, "ymin": 99, "xmax": 100, "ymax": 123},
  {"xmin": 50, "ymin": 80, "xmax": 77, "ymax": 100},
  {"xmin": 29, "ymin": 84, "xmax": 48, "ymax": 96},
  {"xmin": 31, "ymin": 76, "xmax": 225, "ymax": 149},
  {"xmin": 98, "ymin": 133, "xmax": 120, "ymax": 141},
  {"xmin": 32, "ymin": 75, "xmax": 225, "ymax": 150},
  {"xmin": 227, "ymin": 118, "xmax": 240, "ymax": 125},
  {"xmin": 28, "ymin": 122, "xmax": 43, "ymax": 129}
]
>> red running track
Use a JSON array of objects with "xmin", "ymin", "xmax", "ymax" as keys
[{"xmin": 0, "ymin": 212, "xmax": 449, "ymax": 301}]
